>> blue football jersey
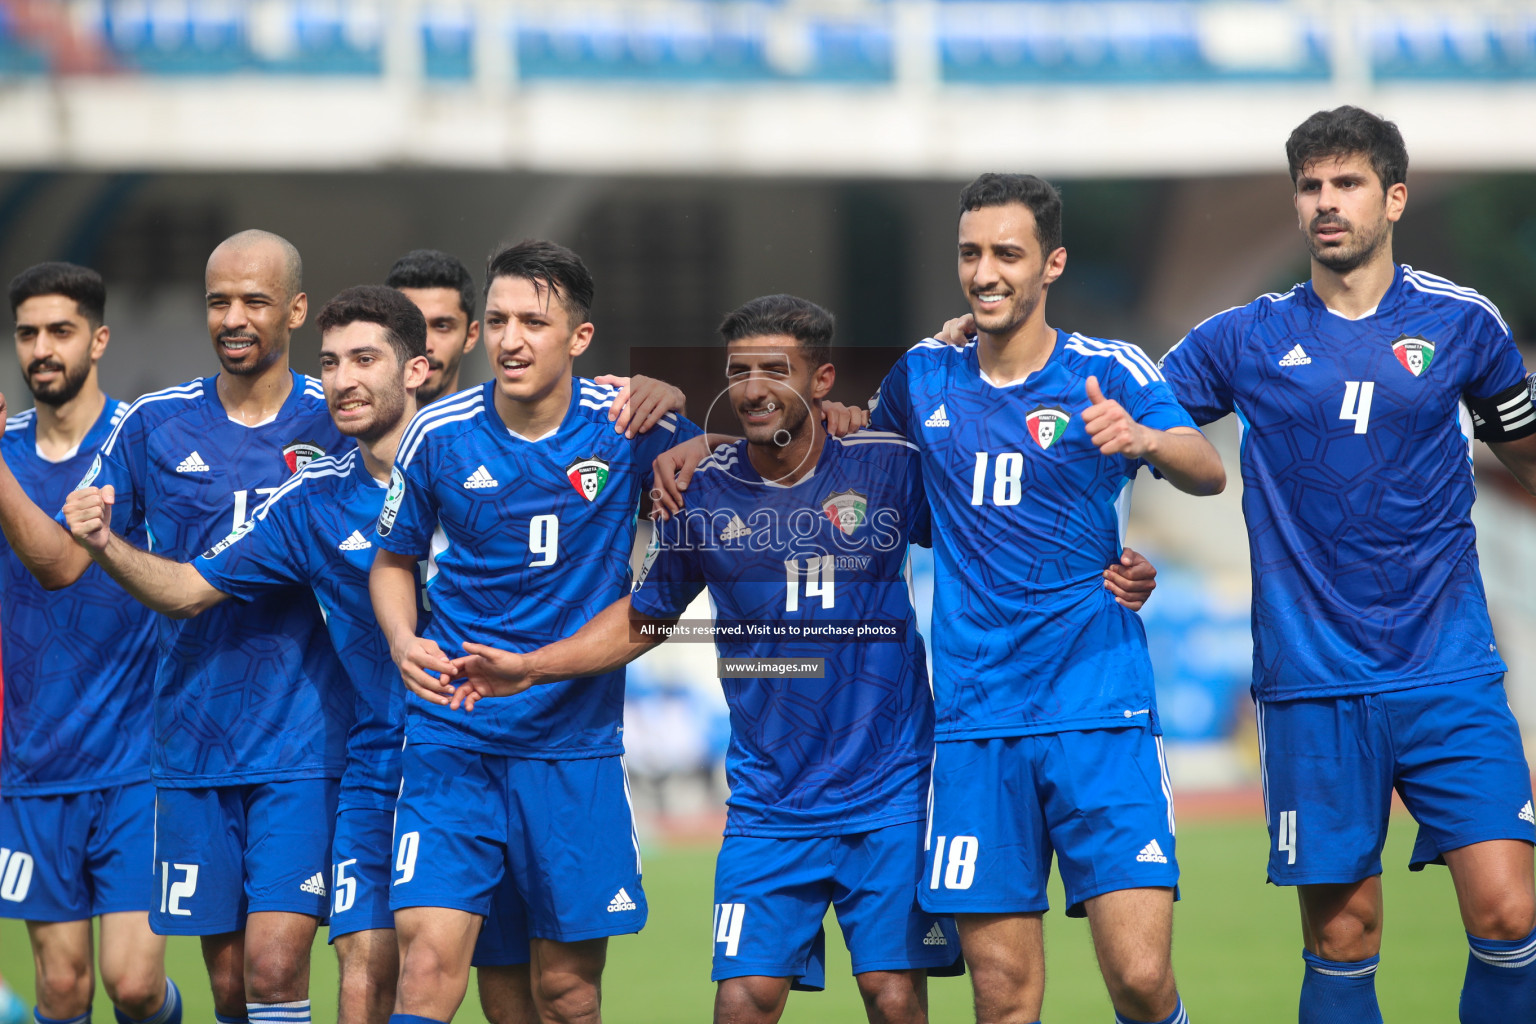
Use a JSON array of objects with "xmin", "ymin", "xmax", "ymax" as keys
[
  {"xmin": 630, "ymin": 432, "xmax": 933, "ymax": 839},
  {"xmin": 70, "ymin": 372, "xmax": 354, "ymax": 786},
  {"xmin": 869, "ymin": 332, "xmax": 1197, "ymax": 739},
  {"xmin": 0, "ymin": 399, "xmax": 156, "ymax": 794},
  {"xmin": 194, "ymin": 449, "xmax": 420, "ymax": 810},
  {"xmin": 376, "ymin": 379, "xmax": 703, "ymax": 757},
  {"xmin": 1158, "ymin": 265, "xmax": 1529, "ymax": 700}
]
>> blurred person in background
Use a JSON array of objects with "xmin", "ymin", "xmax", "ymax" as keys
[
  {"xmin": 0, "ymin": 262, "xmax": 177, "ymax": 1024},
  {"xmin": 1155, "ymin": 106, "xmax": 1536, "ymax": 1024},
  {"xmin": 385, "ymin": 250, "xmax": 481, "ymax": 406}
]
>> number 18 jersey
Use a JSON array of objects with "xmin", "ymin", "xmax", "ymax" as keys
[
  {"xmin": 1158, "ymin": 265, "xmax": 1534, "ymax": 701},
  {"xmin": 869, "ymin": 333, "xmax": 1196, "ymax": 739}
]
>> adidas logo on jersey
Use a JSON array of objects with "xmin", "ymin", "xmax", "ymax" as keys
[
  {"xmin": 1278, "ymin": 345, "xmax": 1312, "ymax": 367},
  {"xmin": 1136, "ymin": 840, "xmax": 1168, "ymax": 864},
  {"xmin": 176, "ymin": 451, "xmax": 211, "ymax": 473},
  {"xmin": 338, "ymin": 531, "xmax": 372, "ymax": 552},
  {"xmin": 463, "ymin": 465, "xmax": 499, "ymax": 490},
  {"xmin": 924, "ymin": 404, "xmax": 951, "ymax": 428},
  {"xmin": 720, "ymin": 515, "xmax": 752, "ymax": 541},
  {"xmin": 607, "ymin": 888, "xmax": 637, "ymax": 912},
  {"xmin": 922, "ymin": 923, "xmax": 948, "ymax": 946},
  {"xmin": 1520, "ymin": 801, "xmax": 1534, "ymax": 825},
  {"xmin": 298, "ymin": 872, "xmax": 327, "ymax": 896}
]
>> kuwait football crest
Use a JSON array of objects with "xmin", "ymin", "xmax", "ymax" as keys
[
  {"xmin": 1026, "ymin": 407, "xmax": 1070, "ymax": 450},
  {"xmin": 283, "ymin": 440, "xmax": 325, "ymax": 475},
  {"xmin": 821, "ymin": 489, "xmax": 868, "ymax": 535},
  {"xmin": 1391, "ymin": 336, "xmax": 1435, "ymax": 377},
  {"xmin": 566, "ymin": 456, "xmax": 611, "ymax": 502}
]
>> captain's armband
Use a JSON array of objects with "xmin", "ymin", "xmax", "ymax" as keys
[{"xmin": 1466, "ymin": 375, "xmax": 1536, "ymax": 443}]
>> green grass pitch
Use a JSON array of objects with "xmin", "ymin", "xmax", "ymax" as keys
[{"xmin": 1, "ymin": 816, "xmax": 1468, "ymax": 1022}]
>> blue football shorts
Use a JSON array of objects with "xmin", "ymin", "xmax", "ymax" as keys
[
  {"xmin": 328, "ymin": 802, "xmax": 530, "ymax": 965},
  {"xmin": 711, "ymin": 820, "xmax": 962, "ymax": 989},
  {"xmin": 329, "ymin": 803, "xmax": 395, "ymax": 941},
  {"xmin": 150, "ymin": 778, "xmax": 339, "ymax": 935},
  {"xmin": 390, "ymin": 742, "xmax": 646, "ymax": 945},
  {"xmin": 0, "ymin": 781, "xmax": 155, "ymax": 922},
  {"xmin": 920, "ymin": 729, "xmax": 1179, "ymax": 918},
  {"xmin": 1257, "ymin": 675, "xmax": 1536, "ymax": 886}
]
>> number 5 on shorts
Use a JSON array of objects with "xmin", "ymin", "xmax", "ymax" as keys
[{"xmin": 929, "ymin": 835, "xmax": 979, "ymax": 890}]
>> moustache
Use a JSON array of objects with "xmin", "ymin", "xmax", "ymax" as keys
[
  {"xmin": 26, "ymin": 359, "xmax": 66, "ymax": 376},
  {"xmin": 218, "ymin": 331, "xmax": 259, "ymax": 344}
]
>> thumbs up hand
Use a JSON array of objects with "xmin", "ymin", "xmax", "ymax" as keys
[{"xmin": 1080, "ymin": 375, "xmax": 1151, "ymax": 458}]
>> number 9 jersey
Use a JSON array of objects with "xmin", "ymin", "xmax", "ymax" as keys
[
  {"xmin": 376, "ymin": 379, "xmax": 702, "ymax": 757},
  {"xmin": 1158, "ymin": 265, "xmax": 1536, "ymax": 701},
  {"xmin": 868, "ymin": 333, "xmax": 1196, "ymax": 739}
]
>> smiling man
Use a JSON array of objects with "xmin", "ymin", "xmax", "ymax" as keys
[
  {"xmin": 370, "ymin": 240, "xmax": 701, "ymax": 1024},
  {"xmin": 411, "ymin": 294, "xmax": 967, "ymax": 1024},
  {"xmin": 0, "ymin": 263, "xmax": 177, "ymax": 1024},
  {"xmin": 1158, "ymin": 105, "xmax": 1536, "ymax": 1024},
  {"xmin": 875, "ymin": 173, "xmax": 1224, "ymax": 1024},
  {"xmin": 20, "ymin": 230, "xmax": 353, "ymax": 1024}
]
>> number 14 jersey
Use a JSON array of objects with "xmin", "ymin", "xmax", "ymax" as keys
[{"xmin": 1158, "ymin": 265, "xmax": 1535, "ymax": 701}]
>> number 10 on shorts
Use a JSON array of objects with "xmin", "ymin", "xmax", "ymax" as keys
[{"xmin": 929, "ymin": 835, "xmax": 978, "ymax": 890}]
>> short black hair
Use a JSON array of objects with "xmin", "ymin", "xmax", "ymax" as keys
[
  {"xmin": 719, "ymin": 294, "xmax": 834, "ymax": 369},
  {"xmin": 8, "ymin": 262, "xmax": 106, "ymax": 328},
  {"xmin": 385, "ymin": 249, "xmax": 477, "ymax": 319},
  {"xmin": 485, "ymin": 240, "xmax": 594, "ymax": 325},
  {"xmin": 958, "ymin": 173, "xmax": 1064, "ymax": 256},
  {"xmin": 1286, "ymin": 106, "xmax": 1409, "ymax": 190},
  {"xmin": 316, "ymin": 285, "xmax": 427, "ymax": 366}
]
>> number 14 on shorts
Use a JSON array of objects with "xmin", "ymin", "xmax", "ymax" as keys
[{"xmin": 929, "ymin": 835, "xmax": 979, "ymax": 890}]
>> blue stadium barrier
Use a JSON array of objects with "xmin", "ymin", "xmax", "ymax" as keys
[
  {"xmin": 99, "ymin": 0, "xmax": 382, "ymax": 76},
  {"xmin": 1370, "ymin": 10, "xmax": 1536, "ymax": 81},
  {"xmin": 937, "ymin": 2, "xmax": 1330, "ymax": 84},
  {"xmin": 10, "ymin": 5, "xmax": 1536, "ymax": 92},
  {"xmin": 0, "ymin": 8, "xmax": 47, "ymax": 76}
]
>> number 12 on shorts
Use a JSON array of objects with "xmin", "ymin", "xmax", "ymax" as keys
[{"xmin": 929, "ymin": 835, "xmax": 979, "ymax": 890}]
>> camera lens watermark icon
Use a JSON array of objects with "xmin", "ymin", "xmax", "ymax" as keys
[{"xmin": 700, "ymin": 375, "xmax": 818, "ymax": 488}]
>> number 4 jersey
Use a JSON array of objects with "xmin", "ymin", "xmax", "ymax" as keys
[
  {"xmin": 69, "ymin": 372, "xmax": 353, "ymax": 786},
  {"xmin": 869, "ymin": 332, "xmax": 1197, "ymax": 739},
  {"xmin": 1158, "ymin": 265, "xmax": 1536, "ymax": 701},
  {"xmin": 376, "ymin": 379, "xmax": 702, "ymax": 757}
]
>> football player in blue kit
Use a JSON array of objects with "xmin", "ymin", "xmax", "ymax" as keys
[
  {"xmin": 0, "ymin": 263, "xmax": 179, "ymax": 1024},
  {"xmin": 62, "ymin": 283, "xmax": 689, "ymax": 1024},
  {"xmin": 881, "ymin": 173, "xmax": 1226, "ymax": 1024},
  {"xmin": 386, "ymin": 250, "xmax": 482, "ymax": 407},
  {"xmin": 411, "ymin": 293, "xmax": 972, "ymax": 1024},
  {"xmin": 370, "ymin": 240, "xmax": 704, "ymax": 1024},
  {"xmin": 5, "ymin": 231, "xmax": 351, "ymax": 1024},
  {"xmin": 1156, "ymin": 107, "xmax": 1536, "ymax": 1024}
]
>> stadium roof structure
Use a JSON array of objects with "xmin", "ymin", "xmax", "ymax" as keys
[{"xmin": 2, "ymin": 0, "xmax": 1536, "ymax": 175}]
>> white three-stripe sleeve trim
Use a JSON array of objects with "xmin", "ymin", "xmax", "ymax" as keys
[
  {"xmin": 396, "ymin": 392, "xmax": 483, "ymax": 469},
  {"xmin": 100, "ymin": 382, "xmax": 205, "ymax": 457}
]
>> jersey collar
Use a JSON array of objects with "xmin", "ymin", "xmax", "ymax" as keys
[
  {"xmin": 729, "ymin": 433, "xmax": 833, "ymax": 489},
  {"xmin": 1301, "ymin": 263, "xmax": 1406, "ymax": 320}
]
